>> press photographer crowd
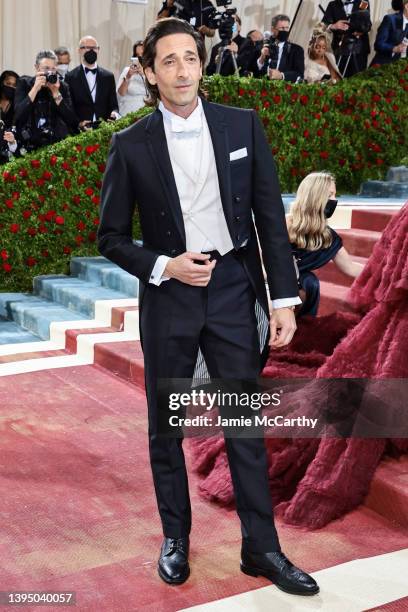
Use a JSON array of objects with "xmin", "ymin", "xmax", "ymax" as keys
[{"xmin": 0, "ymin": 0, "xmax": 407, "ymax": 162}]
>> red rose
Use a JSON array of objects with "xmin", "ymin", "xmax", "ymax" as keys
[
  {"xmin": 75, "ymin": 235, "xmax": 85, "ymax": 245},
  {"xmin": 77, "ymin": 175, "xmax": 86, "ymax": 185},
  {"xmin": 3, "ymin": 263, "xmax": 12, "ymax": 272},
  {"xmin": 223, "ymin": 94, "xmax": 230, "ymax": 102},
  {"xmin": 299, "ymin": 95, "xmax": 309, "ymax": 106},
  {"xmin": 50, "ymin": 155, "xmax": 58, "ymax": 166},
  {"xmin": 322, "ymin": 104, "xmax": 330, "ymax": 113},
  {"xmin": 320, "ymin": 151, "xmax": 329, "ymax": 159},
  {"xmin": 339, "ymin": 159, "xmax": 346, "ymax": 166},
  {"xmin": 3, "ymin": 171, "xmax": 17, "ymax": 182},
  {"xmin": 85, "ymin": 187, "xmax": 94, "ymax": 196},
  {"xmin": 45, "ymin": 210, "xmax": 56, "ymax": 221},
  {"xmin": 36, "ymin": 179, "xmax": 45, "ymax": 187},
  {"xmin": 93, "ymin": 218, "xmax": 100, "ymax": 225},
  {"xmin": 91, "ymin": 196, "xmax": 100, "ymax": 205},
  {"xmin": 27, "ymin": 180, "xmax": 33, "ymax": 188},
  {"xmin": 334, "ymin": 94, "xmax": 343, "ymax": 105},
  {"xmin": 12, "ymin": 191, "xmax": 20, "ymax": 200},
  {"xmin": 64, "ymin": 179, "xmax": 72, "ymax": 189},
  {"xmin": 314, "ymin": 113, "xmax": 321, "ymax": 120},
  {"xmin": 303, "ymin": 129, "xmax": 310, "ymax": 138},
  {"xmin": 22, "ymin": 210, "xmax": 32, "ymax": 219},
  {"xmin": 285, "ymin": 84, "xmax": 293, "ymax": 92},
  {"xmin": 41, "ymin": 250, "xmax": 49, "ymax": 257},
  {"xmin": 63, "ymin": 246, "xmax": 72, "ymax": 254},
  {"xmin": 301, "ymin": 150, "xmax": 309, "ymax": 158},
  {"xmin": 372, "ymin": 94, "xmax": 381, "ymax": 103},
  {"xmin": 27, "ymin": 227, "xmax": 37, "ymax": 236},
  {"xmin": 61, "ymin": 161, "xmax": 71, "ymax": 170},
  {"xmin": 1, "ymin": 250, "xmax": 8, "ymax": 260},
  {"xmin": 317, "ymin": 128, "xmax": 324, "ymax": 137},
  {"xmin": 19, "ymin": 168, "xmax": 28, "ymax": 178},
  {"xmin": 316, "ymin": 89, "xmax": 324, "ymax": 97},
  {"xmin": 263, "ymin": 100, "xmax": 270, "ymax": 108},
  {"xmin": 385, "ymin": 117, "xmax": 392, "ymax": 124},
  {"xmin": 5, "ymin": 199, "xmax": 14, "ymax": 209},
  {"xmin": 10, "ymin": 223, "xmax": 20, "ymax": 233},
  {"xmin": 392, "ymin": 104, "xmax": 399, "ymax": 111},
  {"xmin": 290, "ymin": 168, "xmax": 298, "ymax": 176},
  {"xmin": 42, "ymin": 170, "xmax": 52, "ymax": 180},
  {"xmin": 38, "ymin": 195, "xmax": 45, "ymax": 203},
  {"xmin": 238, "ymin": 88, "xmax": 246, "ymax": 96},
  {"xmin": 39, "ymin": 225, "xmax": 47, "ymax": 234},
  {"xmin": 76, "ymin": 144, "xmax": 83, "ymax": 152},
  {"xmin": 26, "ymin": 257, "xmax": 37, "ymax": 267},
  {"xmin": 62, "ymin": 204, "xmax": 70, "ymax": 211},
  {"xmin": 277, "ymin": 114, "xmax": 284, "ymax": 121},
  {"xmin": 77, "ymin": 221, "xmax": 86, "ymax": 231},
  {"xmin": 376, "ymin": 158, "xmax": 384, "ymax": 165},
  {"xmin": 289, "ymin": 138, "xmax": 297, "ymax": 145},
  {"xmin": 372, "ymin": 119, "xmax": 379, "ymax": 128},
  {"xmin": 31, "ymin": 159, "xmax": 41, "ymax": 169},
  {"xmin": 273, "ymin": 95, "xmax": 281, "ymax": 104},
  {"xmin": 98, "ymin": 163, "xmax": 106, "ymax": 173},
  {"xmin": 95, "ymin": 180, "xmax": 102, "ymax": 189},
  {"xmin": 291, "ymin": 93, "xmax": 298, "ymax": 103},
  {"xmin": 88, "ymin": 231, "xmax": 97, "ymax": 242},
  {"xmin": 73, "ymin": 195, "xmax": 81, "ymax": 205},
  {"xmin": 82, "ymin": 160, "xmax": 90, "ymax": 167},
  {"xmin": 55, "ymin": 216, "xmax": 65, "ymax": 225}
]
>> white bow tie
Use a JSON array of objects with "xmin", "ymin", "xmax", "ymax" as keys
[{"xmin": 170, "ymin": 113, "xmax": 202, "ymax": 135}]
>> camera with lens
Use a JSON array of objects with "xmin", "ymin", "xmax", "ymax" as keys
[
  {"xmin": 337, "ymin": 1, "xmax": 371, "ymax": 55},
  {"xmin": 207, "ymin": 1, "xmax": 237, "ymax": 44},
  {"xmin": 44, "ymin": 70, "xmax": 59, "ymax": 84}
]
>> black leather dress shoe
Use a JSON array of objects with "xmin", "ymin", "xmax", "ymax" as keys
[
  {"xmin": 241, "ymin": 549, "xmax": 319, "ymax": 596},
  {"xmin": 157, "ymin": 537, "xmax": 190, "ymax": 585}
]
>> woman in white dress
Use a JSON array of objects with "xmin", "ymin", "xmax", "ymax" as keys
[
  {"xmin": 117, "ymin": 41, "xmax": 147, "ymax": 116},
  {"xmin": 304, "ymin": 31, "xmax": 342, "ymax": 84}
]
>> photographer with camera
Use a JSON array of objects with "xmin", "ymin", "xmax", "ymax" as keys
[
  {"xmin": 65, "ymin": 36, "xmax": 119, "ymax": 131},
  {"xmin": 371, "ymin": 0, "xmax": 408, "ymax": 65},
  {"xmin": 323, "ymin": 0, "xmax": 372, "ymax": 77},
  {"xmin": 256, "ymin": 15, "xmax": 304, "ymax": 82},
  {"xmin": 0, "ymin": 70, "xmax": 19, "ymax": 163},
  {"xmin": 158, "ymin": 0, "xmax": 216, "ymax": 38},
  {"xmin": 235, "ymin": 30, "xmax": 264, "ymax": 76},
  {"xmin": 117, "ymin": 41, "xmax": 147, "ymax": 116},
  {"xmin": 14, "ymin": 50, "xmax": 77, "ymax": 152},
  {"xmin": 206, "ymin": 13, "xmax": 245, "ymax": 75}
]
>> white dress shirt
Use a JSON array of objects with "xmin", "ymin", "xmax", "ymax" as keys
[
  {"xmin": 149, "ymin": 98, "xmax": 300, "ymax": 310},
  {"xmin": 401, "ymin": 16, "xmax": 408, "ymax": 59},
  {"xmin": 82, "ymin": 63, "xmax": 97, "ymax": 121},
  {"xmin": 257, "ymin": 41, "xmax": 285, "ymax": 77}
]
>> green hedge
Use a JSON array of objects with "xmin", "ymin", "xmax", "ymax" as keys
[{"xmin": 1, "ymin": 61, "xmax": 407, "ymax": 292}]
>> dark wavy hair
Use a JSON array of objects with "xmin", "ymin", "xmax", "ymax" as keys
[{"xmin": 141, "ymin": 17, "xmax": 207, "ymax": 107}]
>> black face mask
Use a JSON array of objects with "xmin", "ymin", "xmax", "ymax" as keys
[
  {"xmin": 276, "ymin": 30, "xmax": 289, "ymax": 43},
  {"xmin": 324, "ymin": 199, "xmax": 338, "ymax": 219},
  {"xmin": 1, "ymin": 85, "xmax": 15, "ymax": 101},
  {"xmin": 84, "ymin": 49, "xmax": 98, "ymax": 65}
]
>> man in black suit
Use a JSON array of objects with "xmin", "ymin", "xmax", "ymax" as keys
[
  {"xmin": 256, "ymin": 14, "xmax": 305, "ymax": 82},
  {"xmin": 323, "ymin": 0, "xmax": 372, "ymax": 77},
  {"xmin": 371, "ymin": 0, "xmax": 408, "ymax": 65},
  {"xmin": 14, "ymin": 49, "xmax": 77, "ymax": 150},
  {"xmin": 206, "ymin": 14, "xmax": 246, "ymax": 76},
  {"xmin": 98, "ymin": 17, "xmax": 319, "ymax": 597},
  {"xmin": 65, "ymin": 36, "xmax": 119, "ymax": 130}
]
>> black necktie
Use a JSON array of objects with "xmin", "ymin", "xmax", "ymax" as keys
[{"xmin": 85, "ymin": 67, "xmax": 97, "ymax": 75}]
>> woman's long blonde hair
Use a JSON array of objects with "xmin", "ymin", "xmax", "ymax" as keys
[{"xmin": 288, "ymin": 172, "xmax": 335, "ymax": 250}]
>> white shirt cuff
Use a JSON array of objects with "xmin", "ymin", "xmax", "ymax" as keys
[
  {"xmin": 8, "ymin": 141, "xmax": 17, "ymax": 153},
  {"xmin": 257, "ymin": 58, "xmax": 264, "ymax": 71},
  {"xmin": 272, "ymin": 297, "xmax": 302, "ymax": 309},
  {"xmin": 111, "ymin": 110, "xmax": 121, "ymax": 120},
  {"xmin": 149, "ymin": 255, "xmax": 171, "ymax": 286}
]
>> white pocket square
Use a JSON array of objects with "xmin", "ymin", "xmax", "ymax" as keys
[{"xmin": 230, "ymin": 147, "xmax": 248, "ymax": 162}]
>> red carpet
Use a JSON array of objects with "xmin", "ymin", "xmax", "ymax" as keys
[{"xmin": 1, "ymin": 366, "xmax": 407, "ymax": 611}]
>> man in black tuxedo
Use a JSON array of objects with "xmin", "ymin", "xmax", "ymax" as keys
[
  {"xmin": 371, "ymin": 0, "xmax": 408, "ymax": 65},
  {"xmin": 323, "ymin": 0, "xmax": 372, "ymax": 77},
  {"xmin": 206, "ymin": 14, "xmax": 246, "ymax": 76},
  {"xmin": 256, "ymin": 14, "xmax": 305, "ymax": 82},
  {"xmin": 98, "ymin": 17, "xmax": 319, "ymax": 597},
  {"xmin": 65, "ymin": 36, "xmax": 119, "ymax": 130}
]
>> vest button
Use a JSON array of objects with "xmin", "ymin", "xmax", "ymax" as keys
[
  {"xmin": 234, "ymin": 196, "xmax": 241, "ymax": 203},
  {"xmin": 160, "ymin": 211, "xmax": 166, "ymax": 216},
  {"xmin": 166, "ymin": 230, "xmax": 171, "ymax": 236},
  {"xmin": 236, "ymin": 235, "xmax": 240, "ymax": 241},
  {"xmin": 171, "ymin": 249, "xmax": 177, "ymax": 255},
  {"xmin": 235, "ymin": 216, "xmax": 240, "ymax": 222}
]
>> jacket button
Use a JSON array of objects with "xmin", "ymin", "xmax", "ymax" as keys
[
  {"xmin": 166, "ymin": 230, "xmax": 171, "ymax": 236},
  {"xmin": 171, "ymin": 249, "xmax": 177, "ymax": 255},
  {"xmin": 160, "ymin": 211, "xmax": 166, "ymax": 216},
  {"xmin": 235, "ymin": 216, "xmax": 240, "ymax": 222},
  {"xmin": 234, "ymin": 196, "xmax": 241, "ymax": 203},
  {"xmin": 236, "ymin": 235, "xmax": 240, "ymax": 241}
]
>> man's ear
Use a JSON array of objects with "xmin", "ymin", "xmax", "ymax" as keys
[{"xmin": 144, "ymin": 66, "xmax": 156, "ymax": 86}]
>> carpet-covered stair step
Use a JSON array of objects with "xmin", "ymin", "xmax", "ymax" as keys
[
  {"xmin": 337, "ymin": 228, "xmax": 382, "ymax": 259},
  {"xmin": 70, "ymin": 256, "xmax": 139, "ymax": 296},
  {"xmin": 0, "ymin": 318, "xmax": 43, "ymax": 346},
  {"xmin": 364, "ymin": 456, "xmax": 408, "ymax": 528},
  {"xmin": 316, "ymin": 256, "xmax": 367, "ymax": 288},
  {"xmin": 351, "ymin": 209, "xmax": 397, "ymax": 233},
  {"xmin": 318, "ymin": 281, "xmax": 355, "ymax": 317},
  {"xmin": 93, "ymin": 339, "xmax": 145, "ymax": 389},
  {"xmin": 33, "ymin": 275, "xmax": 131, "ymax": 318},
  {"xmin": 0, "ymin": 293, "xmax": 91, "ymax": 340}
]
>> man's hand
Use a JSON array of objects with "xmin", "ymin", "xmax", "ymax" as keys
[
  {"xmin": 258, "ymin": 45, "xmax": 270, "ymax": 66},
  {"xmin": 227, "ymin": 41, "xmax": 239, "ymax": 54},
  {"xmin": 198, "ymin": 25, "xmax": 216, "ymax": 37},
  {"xmin": 268, "ymin": 68, "xmax": 284, "ymax": 80},
  {"xmin": 393, "ymin": 42, "xmax": 407, "ymax": 54},
  {"xmin": 331, "ymin": 20, "xmax": 349, "ymax": 31},
  {"xmin": 164, "ymin": 252, "xmax": 216, "ymax": 286},
  {"xmin": 79, "ymin": 120, "xmax": 92, "ymax": 131},
  {"xmin": 4, "ymin": 131, "xmax": 16, "ymax": 144},
  {"xmin": 269, "ymin": 307, "xmax": 297, "ymax": 349}
]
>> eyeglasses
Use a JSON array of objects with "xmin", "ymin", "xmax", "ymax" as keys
[{"xmin": 79, "ymin": 46, "xmax": 100, "ymax": 51}]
